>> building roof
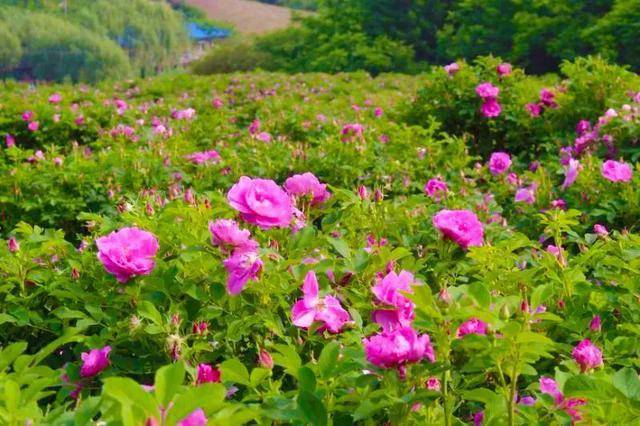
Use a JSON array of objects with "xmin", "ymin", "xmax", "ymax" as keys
[{"xmin": 186, "ymin": 22, "xmax": 230, "ymax": 41}]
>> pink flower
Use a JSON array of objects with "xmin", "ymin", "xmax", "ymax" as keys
[
  {"xmin": 363, "ymin": 326, "xmax": 435, "ymax": 369},
  {"xmin": 209, "ymin": 219, "xmax": 257, "ymax": 253},
  {"xmin": 572, "ymin": 338, "xmax": 603, "ymax": 372},
  {"xmin": 284, "ymin": 172, "xmax": 330, "ymax": 206},
  {"xmin": 589, "ymin": 315, "xmax": 601, "ymax": 332},
  {"xmin": 223, "ymin": 248, "xmax": 263, "ymax": 295},
  {"xmin": 95, "ymin": 227, "xmax": 159, "ymax": 283},
  {"xmin": 593, "ymin": 224, "xmax": 608, "ymax": 236},
  {"xmin": 539, "ymin": 88, "xmax": 557, "ymax": 108},
  {"xmin": 539, "ymin": 377, "xmax": 564, "ymax": 404},
  {"xmin": 539, "ymin": 377, "xmax": 587, "ymax": 422},
  {"xmin": 371, "ymin": 270, "xmax": 416, "ymax": 331},
  {"xmin": 258, "ymin": 348, "xmax": 274, "ymax": 369},
  {"xmin": 49, "ymin": 93, "xmax": 62, "ymax": 104},
  {"xmin": 8, "ymin": 237, "xmax": 19, "ymax": 253},
  {"xmin": 22, "ymin": 111, "xmax": 33, "ymax": 121},
  {"xmin": 341, "ymin": 123, "xmax": 364, "ymax": 142},
  {"xmin": 525, "ymin": 103, "xmax": 542, "ymax": 117},
  {"xmin": 426, "ymin": 376, "xmax": 441, "ymax": 391},
  {"xmin": 481, "ymin": 98, "xmax": 502, "ymax": 117},
  {"xmin": 473, "ymin": 411, "xmax": 484, "ymax": 426},
  {"xmin": 291, "ymin": 271, "xmax": 351, "ymax": 333},
  {"xmin": 248, "ymin": 119, "xmax": 261, "ymax": 135},
  {"xmin": 196, "ymin": 363, "xmax": 221, "ymax": 385},
  {"xmin": 444, "ymin": 62, "xmax": 460, "ymax": 76},
  {"xmin": 172, "ymin": 108, "xmax": 196, "ymax": 120},
  {"xmin": 255, "ymin": 132, "xmax": 272, "ymax": 143},
  {"xmin": 576, "ymin": 120, "xmax": 591, "ymax": 135},
  {"xmin": 515, "ymin": 185, "xmax": 536, "ymax": 204},
  {"xmin": 227, "ymin": 177, "xmax": 294, "ymax": 229},
  {"xmin": 456, "ymin": 317, "xmax": 488, "ymax": 338},
  {"xmin": 28, "ymin": 121, "xmax": 39, "ymax": 132},
  {"xmin": 184, "ymin": 150, "xmax": 221, "ymax": 165},
  {"xmin": 562, "ymin": 159, "xmax": 580, "ymax": 190},
  {"xmin": 496, "ymin": 63, "xmax": 512, "ymax": 77},
  {"xmin": 601, "ymin": 160, "xmax": 632, "ymax": 183},
  {"xmin": 5, "ymin": 134, "xmax": 15, "ymax": 148},
  {"xmin": 424, "ymin": 178, "xmax": 448, "ymax": 200},
  {"xmin": 476, "ymin": 82, "xmax": 500, "ymax": 99},
  {"xmin": 488, "ymin": 152, "xmax": 511, "ymax": 175},
  {"xmin": 212, "ymin": 98, "xmax": 223, "ymax": 109},
  {"xmin": 80, "ymin": 346, "xmax": 111, "ymax": 378},
  {"xmin": 374, "ymin": 107, "xmax": 383, "ymax": 117},
  {"xmin": 53, "ymin": 157, "xmax": 63, "ymax": 166},
  {"xmin": 178, "ymin": 408, "xmax": 207, "ymax": 426},
  {"xmin": 432, "ymin": 209, "xmax": 484, "ymax": 249}
]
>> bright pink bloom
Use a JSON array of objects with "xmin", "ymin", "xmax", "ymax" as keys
[
  {"xmin": 178, "ymin": 408, "xmax": 207, "ymax": 426},
  {"xmin": 371, "ymin": 270, "xmax": 416, "ymax": 331},
  {"xmin": 525, "ymin": 103, "xmax": 542, "ymax": 117},
  {"xmin": 28, "ymin": 121, "xmax": 39, "ymax": 132},
  {"xmin": 589, "ymin": 315, "xmax": 601, "ymax": 332},
  {"xmin": 248, "ymin": 119, "xmax": 260, "ymax": 135},
  {"xmin": 5, "ymin": 134, "xmax": 15, "ymax": 148},
  {"xmin": 227, "ymin": 177, "xmax": 294, "ymax": 230},
  {"xmin": 196, "ymin": 363, "xmax": 221, "ymax": 385},
  {"xmin": 456, "ymin": 317, "xmax": 488, "ymax": 338},
  {"xmin": 601, "ymin": 160, "xmax": 633, "ymax": 183},
  {"xmin": 572, "ymin": 338, "xmax": 603, "ymax": 372},
  {"xmin": 444, "ymin": 62, "xmax": 460, "ymax": 76},
  {"xmin": 515, "ymin": 186, "xmax": 536, "ymax": 204},
  {"xmin": 291, "ymin": 271, "xmax": 351, "ymax": 333},
  {"xmin": 341, "ymin": 123, "xmax": 364, "ymax": 142},
  {"xmin": 255, "ymin": 132, "xmax": 272, "ymax": 143},
  {"xmin": 95, "ymin": 227, "xmax": 159, "ymax": 283},
  {"xmin": 593, "ymin": 224, "xmax": 608, "ymax": 236},
  {"xmin": 209, "ymin": 219, "xmax": 257, "ymax": 253},
  {"xmin": 488, "ymin": 152, "xmax": 511, "ymax": 175},
  {"xmin": 374, "ymin": 107, "xmax": 383, "ymax": 117},
  {"xmin": 80, "ymin": 346, "xmax": 111, "ymax": 378},
  {"xmin": 473, "ymin": 411, "xmax": 484, "ymax": 426},
  {"xmin": 562, "ymin": 159, "xmax": 580, "ymax": 190},
  {"xmin": 539, "ymin": 88, "xmax": 557, "ymax": 108},
  {"xmin": 481, "ymin": 99, "xmax": 502, "ymax": 117},
  {"xmin": 185, "ymin": 150, "xmax": 221, "ymax": 165},
  {"xmin": 433, "ymin": 209, "xmax": 484, "ymax": 249},
  {"xmin": 426, "ymin": 376, "xmax": 441, "ymax": 391},
  {"xmin": 539, "ymin": 377, "xmax": 564, "ymax": 404},
  {"xmin": 476, "ymin": 82, "xmax": 500, "ymax": 99},
  {"xmin": 258, "ymin": 348, "xmax": 274, "ymax": 369},
  {"xmin": 172, "ymin": 108, "xmax": 196, "ymax": 120},
  {"xmin": 223, "ymin": 248, "xmax": 263, "ymax": 295},
  {"xmin": 212, "ymin": 98, "xmax": 223, "ymax": 109},
  {"xmin": 363, "ymin": 326, "xmax": 435, "ymax": 369},
  {"xmin": 424, "ymin": 178, "xmax": 448, "ymax": 200},
  {"xmin": 539, "ymin": 377, "xmax": 587, "ymax": 422},
  {"xmin": 284, "ymin": 172, "xmax": 331, "ymax": 206},
  {"xmin": 49, "ymin": 93, "xmax": 62, "ymax": 104},
  {"xmin": 8, "ymin": 237, "xmax": 19, "ymax": 253},
  {"xmin": 22, "ymin": 111, "xmax": 33, "ymax": 121},
  {"xmin": 497, "ymin": 63, "xmax": 512, "ymax": 77}
]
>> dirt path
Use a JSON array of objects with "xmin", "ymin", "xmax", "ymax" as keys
[{"xmin": 185, "ymin": 0, "xmax": 307, "ymax": 34}]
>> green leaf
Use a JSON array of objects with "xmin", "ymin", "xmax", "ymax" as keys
[
  {"xmin": 328, "ymin": 237, "xmax": 351, "ymax": 258},
  {"xmin": 164, "ymin": 383, "xmax": 226, "ymax": 425},
  {"xmin": 298, "ymin": 390, "xmax": 327, "ymax": 426},
  {"xmin": 138, "ymin": 301, "xmax": 163, "ymax": 326},
  {"xmin": 298, "ymin": 366, "xmax": 316, "ymax": 392},
  {"xmin": 0, "ymin": 341, "xmax": 28, "ymax": 372},
  {"xmin": 613, "ymin": 368, "xmax": 640, "ymax": 401},
  {"xmin": 250, "ymin": 367, "xmax": 271, "ymax": 388},
  {"xmin": 103, "ymin": 377, "xmax": 159, "ymax": 418},
  {"xmin": 220, "ymin": 358, "xmax": 250, "ymax": 386},
  {"xmin": 317, "ymin": 341, "xmax": 339, "ymax": 379},
  {"xmin": 468, "ymin": 282, "xmax": 491, "ymax": 307},
  {"xmin": 272, "ymin": 344, "xmax": 302, "ymax": 378},
  {"xmin": 155, "ymin": 362, "xmax": 185, "ymax": 406}
]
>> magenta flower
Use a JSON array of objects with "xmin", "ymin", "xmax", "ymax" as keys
[
  {"xmin": 476, "ymin": 82, "xmax": 500, "ymax": 99},
  {"xmin": 539, "ymin": 377, "xmax": 587, "ymax": 422},
  {"xmin": 424, "ymin": 178, "xmax": 448, "ymax": 200},
  {"xmin": 374, "ymin": 107, "xmax": 383, "ymax": 117},
  {"xmin": 576, "ymin": 120, "xmax": 591, "ymax": 135},
  {"xmin": 80, "ymin": 346, "xmax": 111, "ymax": 378},
  {"xmin": 22, "ymin": 111, "xmax": 33, "ymax": 121},
  {"xmin": 363, "ymin": 326, "xmax": 435, "ymax": 369},
  {"xmin": 49, "ymin": 93, "xmax": 62, "ymax": 104},
  {"xmin": 223, "ymin": 248, "xmax": 263, "ymax": 295},
  {"xmin": 291, "ymin": 271, "xmax": 351, "ymax": 333},
  {"xmin": 172, "ymin": 108, "xmax": 196, "ymax": 120},
  {"xmin": 96, "ymin": 227, "xmax": 159, "ymax": 283},
  {"xmin": 212, "ymin": 98, "xmax": 223, "ymax": 109},
  {"xmin": 473, "ymin": 411, "xmax": 484, "ymax": 426},
  {"xmin": 572, "ymin": 338, "xmax": 603, "ymax": 372},
  {"xmin": 593, "ymin": 224, "xmax": 608, "ymax": 236},
  {"xmin": 433, "ymin": 209, "xmax": 484, "ymax": 249},
  {"xmin": 248, "ymin": 119, "xmax": 260, "ymax": 135},
  {"xmin": 525, "ymin": 103, "xmax": 542, "ymax": 117},
  {"xmin": 341, "ymin": 123, "xmax": 364, "ymax": 142},
  {"xmin": 196, "ymin": 363, "xmax": 221, "ymax": 385},
  {"xmin": 561, "ymin": 159, "xmax": 580, "ymax": 190},
  {"xmin": 28, "ymin": 121, "xmax": 39, "ymax": 132},
  {"xmin": 601, "ymin": 160, "xmax": 633, "ymax": 183},
  {"xmin": 371, "ymin": 270, "xmax": 416, "ymax": 331},
  {"xmin": 456, "ymin": 317, "xmax": 488, "ymax": 338},
  {"xmin": 426, "ymin": 376, "xmax": 441, "ymax": 391},
  {"xmin": 228, "ymin": 177, "xmax": 294, "ymax": 230},
  {"xmin": 488, "ymin": 152, "xmax": 511, "ymax": 175},
  {"xmin": 589, "ymin": 315, "xmax": 602, "ymax": 332},
  {"xmin": 209, "ymin": 219, "xmax": 257, "ymax": 253},
  {"xmin": 184, "ymin": 150, "xmax": 221, "ymax": 165},
  {"xmin": 8, "ymin": 237, "xmax": 19, "ymax": 253},
  {"xmin": 5, "ymin": 133, "xmax": 15, "ymax": 148},
  {"xmin": 539, "ymin": 376, "xmax": 564, "ymax": 404},
  {"xmin": 284, "ymin": 172, "xmax": 331, "ymax": 206},
  {"xmin": 481, "ymin": 98, "xmax": 501, "ymax": 117},
  {"xmin": 515, "ymin": 185, "xmax": 536, "ymax": 204},
  {"xmin": 496, "ymin": 63, "xmax": 512, "ymax": 77},
  {"xmin": 255, "ymin": 132, "xmax": 272, "ymax": 143},
  {"xmin": 178, "ymin": 408, "xmax": 207, "ymax": 426},
  {"xmin": 444, "ymin": 62, "xmax": 460, "ymax": 76},
  {"xmin": 539, "ymin": 88, "xmax": 557, "ymax": 108}
]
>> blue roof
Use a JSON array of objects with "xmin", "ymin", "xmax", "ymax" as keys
[{"xmin": 187, "ymin": 22, "xmax": 231, "ymax": 41}]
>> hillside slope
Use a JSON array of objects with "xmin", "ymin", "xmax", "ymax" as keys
[{"xmin": 185, "ymin": 0, "xmax": 306, "ymax": 34}]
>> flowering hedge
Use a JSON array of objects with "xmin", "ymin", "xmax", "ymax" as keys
[{"xmin": 0, "ymin": 58, "xmax": 639, "ymax": 425}]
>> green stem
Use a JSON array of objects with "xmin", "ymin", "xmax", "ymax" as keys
[
  {"xmin": 507, "ymin": 354, "xmax": 519, "ymax": 426},
  {"xmin": 442, "ymin": 368, "xmax": 451, "ymax": 426}
]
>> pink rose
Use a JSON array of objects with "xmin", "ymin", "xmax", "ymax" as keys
[
  {"xmin": 488, "ymin": 152, "xmax": 511, "ymax": 175},
  {"xmin": 601, "ymin": 160, "xmax": 632, "ymax": 183},
  {"xmin": 284, "ymin": 172, "xmax": 330, "ymax": 206},
  {"xmin": 80, "ymin": 346, "xmax": 111, "ymax": 378},
  {"xmin": 291, "ymin": 271, "xmax": 351, "ymax": 333},
  {"xmin": 96, "ymin": 227, "xmax": 159, "ymax": 283},
  {"xmin": 227, "ymin": 176, "xmax": 294, "ymax": 229},
  {"xmin": 433, "ymin": 209, "xmax": 484, "ymax": 249}
]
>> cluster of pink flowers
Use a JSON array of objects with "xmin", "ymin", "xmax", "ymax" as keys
[
  {"xmin": 363, "ymin": 270, "xmax": 435, "ymax": 370},
  {"xmin": 443, "ymin": 62, "xmax": 460, "ymax": 76},
  {"xmin": 341, "ymin": 123, "xmax": 364, "ymax": 142},
  {"xmin": 456, "ymin": 317, "xmax": 488, "ymax": 338},
  {"xmin": 539, "ymin": 377, "xmax": 587, "ymax": 423},
  {"xmin": 209, "ymin": 219, "xmax": 262, "ymax": 295},
  {"xmin": 96, "ymin": 227, "xmax": 159, "ymax": 283},
  {"xmin": 572, "ymin": 338, "xmax": 603, "ymax": 372},
  {"xmin": 433, "ymin": 209, "xmax": 484, "ymax": 249},
  {"xmin": 184, "ymin": 150, "xmax": 221, "ymax": 165},
  {"xmin": 476, "ymin": 82, "xmax": 501, "ymax": 118},
  {"xmin": 291, "ymin": 271, "xmax": 351, "ymax": 333},
  {"xmin": 171, "ymin": 108, "xmax": 196, "ymax": 121},
  {"xmin": 22, "ymin": 110, "xmax": 39, "ymax": 132},
  {"xmin": 196, "ymin": 363, "xmax": 221, "ymax": 385},
  {"xmin": 526, "ymin": 88, "xmax": 558, "ymax": 117}
]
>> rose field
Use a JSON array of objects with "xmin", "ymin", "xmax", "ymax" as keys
[{"xmin": 1, "ymin": 56, "xmax": 640, "ymax": 425}]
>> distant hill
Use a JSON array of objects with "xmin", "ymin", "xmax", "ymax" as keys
[{"xmin": 184, "ymin": 0, "xmax": 309, "ymax": 34}]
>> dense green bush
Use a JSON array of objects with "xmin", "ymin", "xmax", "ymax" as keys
[{"xmin": 192, "ymin": 38, "xmax": 271, "ymax": 74}]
